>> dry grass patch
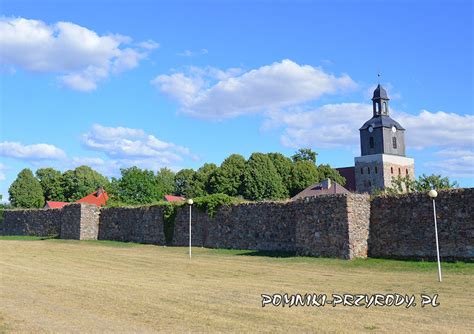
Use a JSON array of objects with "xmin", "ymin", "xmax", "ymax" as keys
[{"xmin": 0, "ymin": 238, "xmax": 473, "ymax": 333}]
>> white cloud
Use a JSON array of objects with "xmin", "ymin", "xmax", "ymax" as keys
[
  {"xmin": 397, "ymin": 110, "xmax": 474, "ymax": 149},
  {"xmin": 177, "ymin": 48, "xmax": 208, "ymax": 57},
  {"xmin": 81, "ymin": 124, "xmax": 197, "ymax": 165},
  {"xmin": 426, "ymin": 149, "xmax": 474, "ymax": 178},
  {"xmin": 0, "ymin": 17, "xmax": 158, "ymax": 91},
  {"xmin": 152, "ymin": 59, "xmax": 357, "ymax": 120},
  {"xmin": 136, "ymin": 39, "xmax": 160, "ymax": 50},
  {"xmin": 0, "ymin": 141, "xmax": 66, "ymax": 160}
]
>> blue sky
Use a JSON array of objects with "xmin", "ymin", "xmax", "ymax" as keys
[{"xmin": 0, "ymin": 0, "xmax": 473, "ymax": 201}]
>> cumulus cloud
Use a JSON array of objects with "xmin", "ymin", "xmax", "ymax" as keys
[
  {"xmin": 0, "ymin": 141, "xmax": 66, "ymax": 160},
  {"xmin": 152, "ymin": 59, "xmax": 357, "ymax": 119},
  {"xmin": 426, "ymin": 149, "xmax": 474, "ymax": 178},
  {"xmin": 0, "ymin": 17, "xmax": 157, "ymax": 91},
  {"xmin": 81, "ymin": 124, "xmax": 197, "ymax": 165}
]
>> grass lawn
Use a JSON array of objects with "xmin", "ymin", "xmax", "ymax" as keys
[{"xmin": 0, "ymin": 237, "xmax": 473, "ymax": 333}]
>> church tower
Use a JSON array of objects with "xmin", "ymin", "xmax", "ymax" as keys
[{"xmin": 354, "ymin": 84, "xmax": 415, "ymax": 193}]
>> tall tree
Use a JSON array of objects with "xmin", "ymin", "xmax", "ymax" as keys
[
  {"xmin": 209, "ymin": 154, "xmax": 246, "ymax": 196},
  {"xmin": 289, "ymin": 160, "xmax": 321, "ymax": 197},
  {"xmin": 174, "ymin": 169, "xmax": 196, "ymax": 198},
  {"xmin": 193, "ymin": 163, "xmax": 218, "ymax": 197},
  {"xmin": 156, "ymin": 168, "xmax": 176, "ymax": 196},
  {"xmin": 291, "ymin": 148, "xmax": 318, "ymax": 164},
  {"xmin": 116, "ymin": 166, "xmax": 162, "ymax": 204},
  {"xmin": 266, "ymin": 152, "xmax": 293, "ymax": 196},
  {"xmin": 242, "ymin": 153, "xmax": 287, "ymax": 201},
  {"xmin": 61, "ymin": 166, "xmax": 109, "ymax": 201},
  {"xmin": 9, "ymin": 168, "xmax": 45, "ymax": 208},
  {"xmin": 36, "ymin": 167, "xmax": 65, "ymax": 201},
  {"xmin": 317, "ymin": 164, "xmax": 346, "ymax": 186},
  {"xmin": 415, "ymin": 174, "xmax": 458, "ymax": 191}
]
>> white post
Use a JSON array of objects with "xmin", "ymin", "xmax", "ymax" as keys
[
  {"xmin": 432, "ymin": 199, "xmax": 442, "ymax": 282},
  {"xmin": 187, "ymin": 198, "xmax": 193, "ymax": 259}
]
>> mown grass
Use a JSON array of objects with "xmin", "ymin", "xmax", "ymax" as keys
[{"xmin": 1, "ymin": 238, "xmax": 473, "ymax": 333}]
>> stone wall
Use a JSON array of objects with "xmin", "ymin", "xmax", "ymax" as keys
[
  {"xmin": 369, "ymin": 188, "xmax": 474, "ymax": 261},
  {"xmin": 0, "ymin": 208, "xmax": 63, "ymax": 237},
  {"xmin": 1, "ymin": 189, "xmax": 472, "ymax": 261},
  {"xmin": 295, "ymin": 194, "xmax": 370, "ymax": 259},
  {"xmin": 99, "ymin": 205, "xmax": 166, "ymax": 244}
]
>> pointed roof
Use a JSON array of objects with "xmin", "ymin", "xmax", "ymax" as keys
[
  {"xmin": 372, "ymin": 84, "xmax": 389, "ymax": 100},
  {"xmin": 44, "ymin": 201, "xmax": 69, "ymax": 209},
  {"xmin": 164, "ymin": 195, "xmax": 186, "ymax": 202},
  {"xmin": 291, "ymin": 179, "xmax": 350, "ymax": 201}
]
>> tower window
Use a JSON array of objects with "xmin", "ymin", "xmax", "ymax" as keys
[
  {"xmin": 361, "ymin": 168, "xmax": 363, "ymax": 175},
  {"xmin": 369, "ymin": 137, "xmax": 374, "ymax": 149},
  {"xmin": 383, "ymin": 102, "xmax": 387, "ymax": 114},
  {"xmin": 392, "ymin": 137, "xmax": 397, "ymax": 149},
  {"xmin": 398, "ymin": 168, "xmax": 401, "ymax": 175},
  {"xmin": 391, "ymin": 167, "xmax": 394, "ymax": 174},
  {"xmin": 375, "ymin": 166, "xmax": 378, "ymax": 174},
  {"xmin": 368, "ymin": 181, "xmax": 372, "ymax": 187},
  {"xmin": 375, "ymin": 102, "xmax": 379, "ymax": 114},
  {"xmin": 368, "ymin": 167, "xmax": 370, "ymax": 174},
  {"xmin": 406, "ymin": 169, "xmax": 409, "ymax": 175}
]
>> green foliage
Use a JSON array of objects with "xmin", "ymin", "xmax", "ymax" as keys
[
  {"xmin": 242, "ymin": 153, "xmax": 287, "ymax": 201},
  {"xmin": 209, "ymin": 154, "xmax": 246, "ymax": 196},
  {"xmin": 36, "ymin": 167, "xmax": 65, "ymax": 201},
  {"xmin": 193, "ymin": 193, "xmax": 240, "ymax": 218},
  {"xmin": 163, "ymin": 202, "xmax": 182, "ymax": 244},
  {"xmin": 8, "ymin": 168, "xmax": 45, "ymax": 208},
  {"xmin": 383, "ymin": 174, "xmax": 458, "ymax": 195},
  {"xmin": 288, "ymin": 160, "xmax": 320, "ymax": 197},
  {"xmin": 317, "ymin": 164, "xmax": 346, "ymax": 186},
  {"xmin": 193, "ymin": 163, "xmax": 218, "ymax": 197},
  {"xmin": 291, "ymin": 148, "xmax": 318, "ymax": 163},
  {"xmin": 115, "ymin": 167, "xmax": 162, "ymax": 205},
  {"xmin": 61, "ymin": 166, "xmax": 109, "ymax": 201},
  {"xmin": 174, "ymin": 168, "xmax": 196, "ymax": 198},
  {"xmin": 156, "ymin": 168, "xmax": 176, "ymax": 196},
  {"xmin": 266, "ymin": 152, "xmax": 292, "ymax": 196}
]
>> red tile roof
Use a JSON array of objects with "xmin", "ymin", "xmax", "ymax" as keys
[
  {"xmin": 291, "ymin": 179, "xmax": 350, "ymax": 201},
  {"xmin": 164, "ymin": 195, "xmax": 186, "ymax": 202},
  {"xmin": 76, "ymin": 187, "xmax": 109, "ymax": 207},
  {"xmin": 336, "ymin": 167, "xmax": 356, "ymax": 192},
  {"xmin": 44, "ymin": 201, "xmax": 69, "ymax": 209}
]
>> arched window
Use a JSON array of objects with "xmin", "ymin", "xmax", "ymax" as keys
[
  {"xmin": 369, "ymin": 137, "xmax": 374, "ymax": 149},
  {"xmin": 392, "ymin": 137, "xmax": 397, "ymax": 149},
  {"xmin": 391, "ymin": 167, "xmax": 394, "ymax": 174},
  {"xmin": 368, "ymin": 181, "xmax": 372, "ymax": 187},
  {"xmin": 375, "ymin": 166, "xmax": 378, "ymax": 174},
  {"xmin": 398, "ymin": 168, "xmax": 401, "ymax": 175},
  {"xmin": 368, "ymin": 167, "xmax": 371, "ymax": 174},
  {"xmin": 383, "ymin": 102, "xmax": 387, "ymax": 114},
  {"xmin": 406, "ymin": 169, "xmax": 409, "ymax": 175},
  {"xmin": 361, "ymin": 168, "xmax": 363, "ymax": 175}
]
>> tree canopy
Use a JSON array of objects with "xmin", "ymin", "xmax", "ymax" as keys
[
  {"xmin": 61, "ymin": 166, "xmax": 110, "ymax": 201},
  {"xmin": 36, "ymin": 167, "xmax": 65, "ymax": 201},
  {"xmin": 9, "ymin": 168, "xmax": 45, "ymax": 208}
]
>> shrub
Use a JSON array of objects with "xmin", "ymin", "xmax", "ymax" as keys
[{"xmin": 192, "ymin": 193, "xmax": 242, "ymax": 218}]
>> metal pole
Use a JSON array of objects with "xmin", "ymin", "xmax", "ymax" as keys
[
  {"xmin": 432, "ymin": 199, "xmax": 442, "ymax": 282},
  {"xmin": 189, "ymin": 204, "xmax": 192, "ymax": 259}
]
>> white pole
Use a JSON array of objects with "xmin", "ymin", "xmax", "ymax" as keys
[
  {"xmin": 432, "ymin": 199, "xmax": 442, "ymax": 282},
  {"xmin": 189, "ymin": 204, "xmax": 192, "ymax": 259}
]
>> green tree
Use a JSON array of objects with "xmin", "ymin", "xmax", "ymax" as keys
[
  {"xmin": 115, "ymin": 166, "xmax": 162, "ymax": 204},
  {"xmin": 289, "ymin": 160, "xmax": 321, "ymax": 197},
  {"xmin": 291, "ymin": 148, "xmax": 318, "ymax": 164},
  {"xmin": 8, "ymin": 168, "xmax": 45, "ymax": 208},
  {"xmin": 156, "ymin": 168, "xmax": 176, "ymax": 196},
  {"xmin": 61, "ymin": 166, "xmax": 109, "ymax": 201},
  {"xmin": 193, "ymin": 163, "xmax": 218, "ymax": 197},
  {"xmin": 317, "ymin": 164, "xmax": 346, "ymax": 186},
  {"xmin": 266, "ymin": 153, "xmax": 292, "ymax": 196},
  {"xmin": 36, "ymin": 167, "xmax": 65, "ymax": 201},
  {"xmin": 242, "ymin": 153, "xmax": 287, "ymax": 201},
  {"xmin": 174, "ymin": 168, "xmax": 196, "ymax": 198},
  {"xmin": 415, "ymin": 174, "xmax": 458, "ymax": 191},
  {"xmin": 209, "ymin": 154, "xmax": 246, "ymax": 196}
]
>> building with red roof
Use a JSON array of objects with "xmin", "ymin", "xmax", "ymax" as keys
[
  {"xmin": 164, "ymin": 195, "xmax": 186, "ymax": 202},
  {"xmin": 44, "ymin": 187, "xmax": 109, "ymax": 209}
]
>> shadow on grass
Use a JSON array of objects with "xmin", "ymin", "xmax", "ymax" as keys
[
  {"xmin": 235, "ymin": 250, "xmax": 297, "ymax": 258},
  {"xmin": 0, "ymin": 235, "xmax": 59, "ymax": 241}
]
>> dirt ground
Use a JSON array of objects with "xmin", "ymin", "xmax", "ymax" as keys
[{"xmin": 0, "ymin": 239, "xmax": 473, "ymax": 333}]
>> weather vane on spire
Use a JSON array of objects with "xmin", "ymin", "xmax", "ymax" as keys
[{"xmin": 377, "ymin": 71, "xmax": 381, "ymax": 84}]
